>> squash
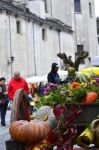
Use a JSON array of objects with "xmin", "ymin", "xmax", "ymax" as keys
[
  {"xmin": 9, "ymin": 120, "xmax": 51, "ymax": 143},
  {"xmin": 9, "ymin": 106, "xmax": 57, "ymax": 144},
  {"xmin": 33, "ymin": 106, "xmax": 57, "ymax": 128},
  {"xmin": 77, "ymin": 128, "xmax": 94, "ymax": 148},
  {"xmin": 85, "ymin": 92, "xmax": 98, "ymax": 103},
  {"xmin": 91, "ymin": 119, "xmax": 99, "ymax": 147}
]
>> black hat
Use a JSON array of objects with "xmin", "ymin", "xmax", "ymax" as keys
[
  {"xmin": 0, "ymin": 77, "xmax": 6, "ymax": 81},
  {"xmin": 52, "ymin": 63, "xmax": 59, "ymax": 68},
  {"xmin": 51, "ymin": 63, "xmax": 59, "ymax": 71}
]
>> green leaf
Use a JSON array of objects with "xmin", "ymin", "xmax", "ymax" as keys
[{"xmin": 35, "ymin": 101, "xmax": 43, "ymax": 109}]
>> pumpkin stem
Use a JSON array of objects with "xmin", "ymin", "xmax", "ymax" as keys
[{"xmin": 43, "ymin": 115, "xmax": 48, "ymax": 121}]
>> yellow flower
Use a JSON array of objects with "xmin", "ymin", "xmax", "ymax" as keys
[
  {"xmin": 84, "ymin": 83, "xmax": 87, "ymax": 87},
  {"xmin": 69, "ymin": 92, "xmax": 74, "ymax": 97},
  {"xmin": 80, "ymin": 82, "xmax": 85, "ymax": 86},
  {"xmin": 90, "ymin": 80, "xmax": 96, "ymax": 84}
]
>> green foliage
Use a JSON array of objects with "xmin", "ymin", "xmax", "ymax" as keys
[
  {"xmin": 36, "ymin": 85, "xmax": 86, "ymax": 107},
  {"xmin": 69, "ymin": 86, "xmax": 87, "ymax": 102},
  {"xmin": 39, "ymin": 89, "xmax": 66, "ymax": 107},
  {"xmin": 35, "ymin": 73, "xmax": 99, "ymax": 108}
]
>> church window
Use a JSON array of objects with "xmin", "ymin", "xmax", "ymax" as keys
[
  {"xmin": 89, "ymin": 2, "xmax": 92, "ymax": 17},
  {"xmin": 44, "ymin": 0, "xmax": 48, "ymax": 13},
  {"xmin": 75, "ymin": 45, "xmax": 84, "ymax": 64},
  {"xmin": 42, "ymin": 28, "xmax": 47, "ymax": 41},
  {"xmin": 16, "ymin": 21, "xmax": 21, "ymax": 34},
  {"xmin": 74, "ymin": 0, "xmax": 81, "ymax": 13},
  {"xmin": 97, "ymin": 20, "xmax": 99, "ymax": 43}
]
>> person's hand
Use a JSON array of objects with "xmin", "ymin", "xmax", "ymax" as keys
[{"xmin": 3, "ymin": 92, "xmax": 7, "ymax": 94}]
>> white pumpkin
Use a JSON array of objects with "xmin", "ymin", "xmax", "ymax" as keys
[{"xmin": 34, "ymin": 106, "xmax": 57, "ymax": 129}]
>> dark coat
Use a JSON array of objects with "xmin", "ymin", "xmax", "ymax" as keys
[
  {"xmin": 0, "ymin": 85, "xmax": 7, "ymax": 105},
  {"xmin": 47, "ymin": 63, "xmax": 60, "ymax": 84}
]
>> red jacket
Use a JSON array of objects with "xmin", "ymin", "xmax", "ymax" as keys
[{"xmin": 8, "ymin": 77, "xmax": 29, "ymax": 100}]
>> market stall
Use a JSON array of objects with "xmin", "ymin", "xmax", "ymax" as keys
[{"xmin": 6, "ymin": 73, "xmax": 99, "ymax": 150}]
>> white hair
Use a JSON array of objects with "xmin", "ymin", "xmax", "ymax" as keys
[{"xmin": 14, "ymin": 71, "xmax": 20, "ymax": 76}]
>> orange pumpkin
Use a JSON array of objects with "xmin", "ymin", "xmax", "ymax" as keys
[
  {"xmin": 9, "ymin": 120, "xmax": 52, "ymax": 143},
  {"xmin": 85, "ymin": 92, "xmax": 98, "ymax": 103}
]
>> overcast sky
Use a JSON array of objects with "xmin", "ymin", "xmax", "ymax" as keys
[{"xmin": 95, "ymin": 0, "xmax": 99, "ymax": 16}]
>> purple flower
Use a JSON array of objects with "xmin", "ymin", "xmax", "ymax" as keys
[
  {"xmin": 93, "ymin": 78, "xmax": 99, "ymax": 85},
  {"xmin": 94, "ymin": 78, "xmax": 99, "ymax": 82},
  {"xmin": 60, "ymin": 90, "xmax": 66, "ymax": 96},
  {"xmin": 49, "ymin": 83, "xmax": 58, "ymax": 88},
  {"xmin": 44, "ymin": 87, "xmax": 50, "ymax": 94},
  {"xmin": 44, "ymin": 83, "xmax": 58, "ymax": 95}
]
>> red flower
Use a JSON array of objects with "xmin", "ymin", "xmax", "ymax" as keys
[
  {"xmin": 71, "ymin": 82, "xmax": 80, "ymax": 89},
  {"xmin": 53, "ymin": 105, "xmax": 67, "ymax": 118}
]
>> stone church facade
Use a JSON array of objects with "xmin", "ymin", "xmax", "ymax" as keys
[{"xmin": 0, "ymin": 0, "xmax": 97, "ymax": 80}]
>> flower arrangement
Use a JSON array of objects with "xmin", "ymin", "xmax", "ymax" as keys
[
  {"xmin": 36, "ymin": 79, "xmax": 99, "ymax": 108},
  {"xmin": 26, "ymin": 75, "xmax": 99, "ymax": 150},
  {"xmin": 9, "ymin": 73, "xmax": 99, "ymax": 150},
  {"xmin": 30, "ymin": 79, "xmax": 99, "ymax": 150},
  {"xmin": 26, "ymin": 105, "xmax": 82, "ymax": 150}
]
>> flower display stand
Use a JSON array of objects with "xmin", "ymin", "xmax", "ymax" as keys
[
  {"xmin": 65, "ymin": 103, "xmax": 99, "ymax": 126},
  {"xmin": 6, "ymin": 89, "xmax": 99, "ymax": 150}
]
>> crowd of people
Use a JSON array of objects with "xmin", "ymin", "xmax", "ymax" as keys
[
  {"xmin": 0, "ymin": 71, "xmax": 29, "ymax": 126},
  {"xmin": 0, "ymin": 62, "xmax": 67, "ymax": 126}
]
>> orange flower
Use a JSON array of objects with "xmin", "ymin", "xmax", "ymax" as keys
[{"xmin": 71, "ymin": 82, "xmax": 80, "ymax": 89}]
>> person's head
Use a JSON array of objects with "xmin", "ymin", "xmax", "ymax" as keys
[
  {"xmin": 67, "ymin": 67, "xmax": 76, "ymax": 77},
  {"xmin": 64, "ymin": 64, "xmax": 70, "ymax": 71},
  {"xmin": 0, "ymin": 77, "xmax": 6, "ymax": 85},
  {"xmin": 39, "ymin": 82, "xmax": 43, "ymax": 87},
  {"xmin": 51, "ymin": 63, "xmax": 59, "ymax": 73},
  {"xmin": 14, "ymin": 71, "xmax": 21, "ymax": 80}
]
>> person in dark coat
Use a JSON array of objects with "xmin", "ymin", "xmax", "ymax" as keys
[
  {"xmin": 0, "ymin": 77, "xmax": 8, "ymax": 126},
  {"xmin": 47, "ymin": 63, "xmax": 60, "ymax": 84}
]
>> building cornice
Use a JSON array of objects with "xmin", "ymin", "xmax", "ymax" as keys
[{"xmin": 0, "ymin": 0, "xmax": 73, "ymax": 33}]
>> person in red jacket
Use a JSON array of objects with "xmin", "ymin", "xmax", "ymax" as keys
[{"xmin": 8, "ymin": 71, "xmax": 29, "ymax": 101}]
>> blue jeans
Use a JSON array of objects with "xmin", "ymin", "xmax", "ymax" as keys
[{"xmin": 0, "ymin": 104, "xmax": 8, "ymax": 125}]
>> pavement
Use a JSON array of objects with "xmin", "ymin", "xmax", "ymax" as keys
[{"xmin": 0, "ymin": 110, "xmax": 11, "ymax": 150}]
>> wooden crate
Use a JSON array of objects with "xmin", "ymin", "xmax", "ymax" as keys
[
  {"xmin": 5, "ymin": 139, "xmax": 25, "ymax": 150},
  {"xmin": 64, "ymin": 103, "xmax": 99, "ymax": 126}
]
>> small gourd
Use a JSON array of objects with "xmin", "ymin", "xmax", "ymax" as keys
[{"xmin": 85, "ymin": 92, "xmax": 98, "ymax": 103}]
